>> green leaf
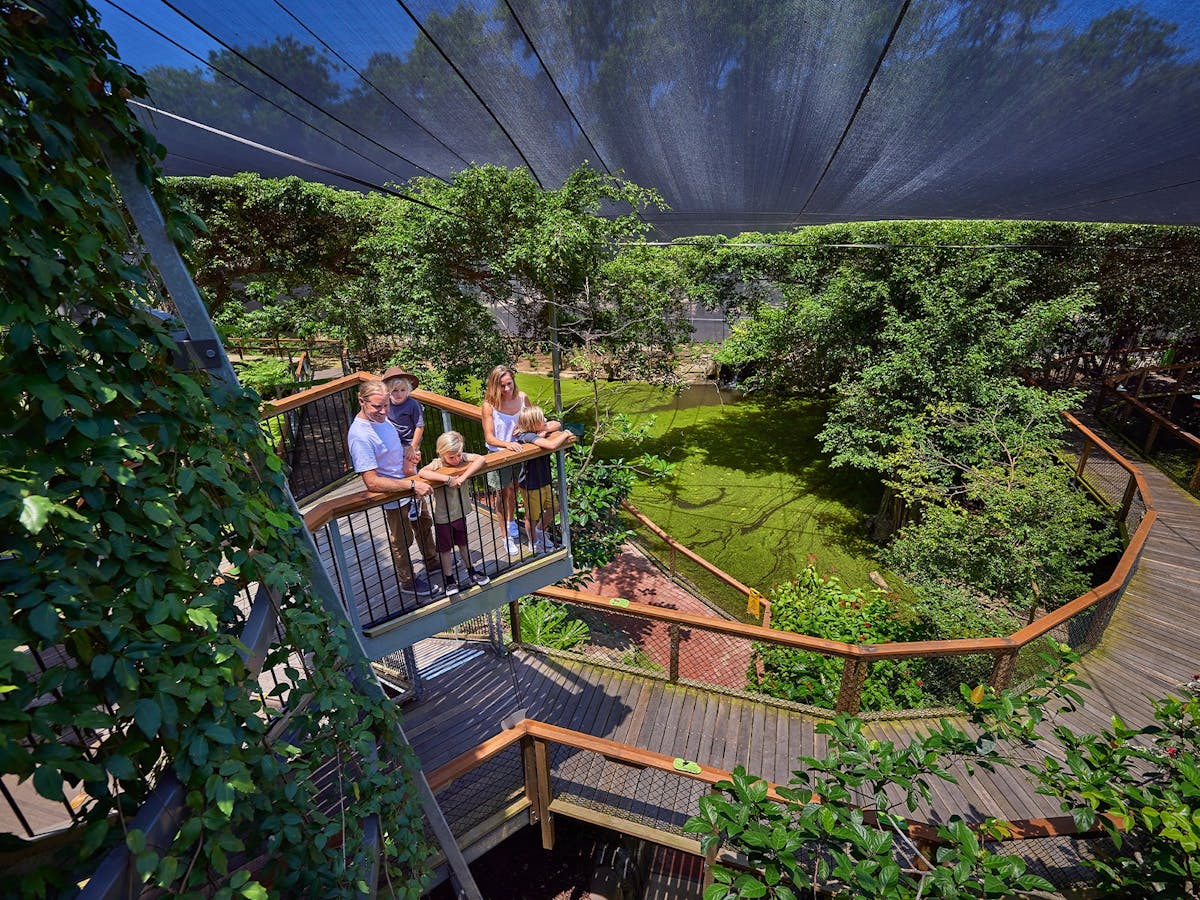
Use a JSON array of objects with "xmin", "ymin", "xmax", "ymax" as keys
[
  {"xmin": 105, "ymin": 755, "xmax": 136, "ymax": 780},
  {"xmin": 732, "ymin": 874, "xmax": 767, "ymax": 897},
  {"xmin": 144, "ymin": 502, "xmax": 173, "ymax": 525},
  {"xmin": 135, "ymin": 698, "xmax": 162, "ymax": 738},
  {"xmin": 33, "ymin": 764, "xmax": 65, "ymax": 802},
  {"xmin": 19, "ymin": 496, "xmax": 54, "ymax": 534},
  {"xmin": 28, "ymin": 603, "xmax": 60, "ymax": 641}
]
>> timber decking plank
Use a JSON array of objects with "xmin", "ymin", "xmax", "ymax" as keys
[{"xmin": 390, "ymin": 443, "xmax": 1200, "ymax": 894}]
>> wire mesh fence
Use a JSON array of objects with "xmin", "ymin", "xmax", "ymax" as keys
[
  {"xmin": 551, "ymin": 745, "xmax": 708, "ymax": 838},
  {"xmin": 432, "ymin": 744, "xmax": 526, "ymax": 840},
  {"xmin": 260, "ymin": 380, "xmax": 359, "ymax": 502}
]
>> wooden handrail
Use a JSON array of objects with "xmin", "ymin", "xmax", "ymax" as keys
[
  {"xmin": 1106, "ymin": 358, "xmax": 1200, "ymax": 389},
  {"xmin": 302, "ymin": 438, "xmax": 575, "ymax": 533},
  {"xmin": 1105, "ymin": 384, "xmax": 1200, "ymax": 451},
  {"xmin": 262, "ymin": 371, "xmax": 372, "ymax": 416},
  {"xmin": 261, "ymin": 371, "xmax": 486, "ymax": 420},
  {"xmin": 622, "ymin": 502, "xmax": 755, "ymax": 598},
  {"xmin": 426, "ymin": 717, "xmax": 1123, "ymax": 848},
  {"xmin": 534, "ymin": 585, "xmax": 1015, "ymax": 660},
  {"xmin": 530, "ymin": 412, "xmax": 1155, "ymax": 680}
]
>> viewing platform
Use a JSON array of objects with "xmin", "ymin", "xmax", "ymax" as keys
[{"xmin": 6, "ymin": 376, "xmax": 1196, "ymax": 898}]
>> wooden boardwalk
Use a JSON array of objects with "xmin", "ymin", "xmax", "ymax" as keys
[{"xmin": 404, "ymin": 446, "xmax": 1200, "ymax": 890}]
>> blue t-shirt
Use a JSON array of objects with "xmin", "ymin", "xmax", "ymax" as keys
[
  {"xmin": 387, "ymin": 396, "xmax": 425, "ymax": 447},
  {"xmin": 347, "ymin": 416, "xmax": 409, "ymax": 509}
]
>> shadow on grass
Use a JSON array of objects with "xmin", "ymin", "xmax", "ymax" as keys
[{"xmin": 613, "ymin": 394, "xmax": 884, "ymax": 557}]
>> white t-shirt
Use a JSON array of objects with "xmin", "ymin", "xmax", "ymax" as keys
[{"xmin": 347, "ymin": 415, "xmax": 409, "ymax": 509}]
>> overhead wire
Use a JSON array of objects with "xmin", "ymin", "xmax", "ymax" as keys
[
  {"xmin": 103, "ymin": 0, "xmax": 439, "ymax": 184},
  {"xmin": 1044, "ymin": 174, "xmax": 1200, "ymax": 216},
  {"xmin": 628, "ymin": 239, "xmax": 1193, "ymax": 255},
  {"xmin": 389, "ymin": 0, "xmax": 544, "ymax": 187},
  {"xmin": 129, "ymin": 100, "xmax": 470, "ymax": 219},
  {"xmin": 500, "ymin": 0, "xmax": 613, "ymax": 179},
  {"xmin": 270, "ymin": 0, "xmax": 471, "ymax": 170},
  {"xmin": 793, "ymin": 0, "xmax": 913, "ymax": 224}
]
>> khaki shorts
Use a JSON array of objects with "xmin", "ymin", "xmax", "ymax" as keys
[
  {"xmin": 485, "ymin": 454, "xmax": 518, "ymax": 491},
  {"xmin": 524, "ymin": 483, "xmax": 556, "ymax": 522}
]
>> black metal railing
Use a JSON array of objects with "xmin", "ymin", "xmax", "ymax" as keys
[{"xmin": 310, "ymin": 451, "xmax": 570, "ymax": 630}]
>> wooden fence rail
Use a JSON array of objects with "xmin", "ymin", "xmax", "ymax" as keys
[
  {"xmin": 427, "ymin": 717, "xmax": 1121, "ymax": 861},
  {"xmin": 528, "ymin": 413, "xmax": 1154, "ymax": 715},
  {"xmin": 1100, "ymin": 361, "xmax": 1200, "ymax": 491}
]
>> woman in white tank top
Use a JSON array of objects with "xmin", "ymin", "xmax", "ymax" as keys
[{"xmin": 481, "ymin": 365, "xmax": 560, "ymax": 554}]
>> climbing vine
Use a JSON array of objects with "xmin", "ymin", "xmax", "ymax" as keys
[{"xmin": 1, "ymin": 3, "xmax": 424, "ymax": 896}]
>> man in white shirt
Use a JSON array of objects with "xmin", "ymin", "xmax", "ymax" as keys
[{"xmin": 347, "ymin": 380, "xmax": 438, "ymax": 592}]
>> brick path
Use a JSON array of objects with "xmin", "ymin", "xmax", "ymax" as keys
[{"xmin": 576, "ymin": 542, "xmax": 755, "ymax": 687}]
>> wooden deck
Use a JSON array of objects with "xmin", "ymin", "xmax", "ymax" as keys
[{"xmin": 404, "ymin": 441, "xmax": 1200, "ymax": 890}]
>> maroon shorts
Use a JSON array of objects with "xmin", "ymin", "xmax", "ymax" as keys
[{"xmin": 435, "ymin": 518, "xmax": 468, "ymax": 552}]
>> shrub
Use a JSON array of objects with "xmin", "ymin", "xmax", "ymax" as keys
[
  {"xmin": 519, "ymin": 598, "xmax": 590, "ymax": 650},
  {"xmin": 749, "ymin": 566, "xmax": 933, "ymax": 711}
]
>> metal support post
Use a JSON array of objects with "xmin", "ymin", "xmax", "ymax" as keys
[{"xmin": 106, "ymin": 153, "xmax": 482, "ymax": 900}]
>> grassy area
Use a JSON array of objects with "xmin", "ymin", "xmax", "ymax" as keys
[{"xmin": 517, "ymin": 374, "xmax": 904, "ymax": 618}]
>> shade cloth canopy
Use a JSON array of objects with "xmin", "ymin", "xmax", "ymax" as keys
[{"xmin": 99, "ymin": 0, "xmax": 1200, "ymax": 238}]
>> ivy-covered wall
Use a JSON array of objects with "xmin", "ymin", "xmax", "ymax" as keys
[{"xmin": 0, "ymin": 4, "xmax": 424, "ymax": 896}]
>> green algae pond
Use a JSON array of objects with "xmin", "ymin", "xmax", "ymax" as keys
[{"xmin": 519, "ymin": 375, "xmax": 905, "ymax": 619}]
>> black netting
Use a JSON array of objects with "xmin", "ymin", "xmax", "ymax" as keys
[{"xmin": 95, "ymin": 1, "xmax": 1200, "ymax": 236}]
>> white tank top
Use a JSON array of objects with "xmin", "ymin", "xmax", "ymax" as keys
[{"xmin": 488, "ymin": 407, "xmax": 520, "ymax": 451}]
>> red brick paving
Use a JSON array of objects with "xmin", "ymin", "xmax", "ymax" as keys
[{"xmin": 577, "ymin": 542, "xmax": 755, "ymax": 688}]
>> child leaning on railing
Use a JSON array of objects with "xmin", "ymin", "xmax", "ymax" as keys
[
  {"xmin": 418, "ymin": 431, "xmax": 491, "ymax": 596},
  {"xmin": 513, "ymin": 406, "xmax": 572, "ymax": 552}
]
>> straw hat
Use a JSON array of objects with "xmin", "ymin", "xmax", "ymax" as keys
[{"xmin": 381, "ymin": 366, "xmax": 419, "ymax": 389}]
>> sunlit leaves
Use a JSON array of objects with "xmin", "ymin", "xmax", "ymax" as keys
[{"xmin": 2, "ymin": 5, "xmax": 424, "ymax": 896}]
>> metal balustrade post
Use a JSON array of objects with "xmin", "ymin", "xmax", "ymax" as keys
[
  {"xmin": 510, "ymin": 598, "xmax": 522, "ymax": 647},
  {"xmin": 489, "ymin": 608, "xmax": 506, "ymax": 655},
  {"xmin": 835, "ymin": 658, "xmax": 868, "ymax": 715},
  {"xmin": 401, "ymin": 646, "xmax": 422, "ymax": 701},
  {"xmin": 327, "ymin": 520, "xmax": 362, "ymax": 629},
  {"xmin": 555, "ymin": 448, "xmax": 572, "ymax": 553}
]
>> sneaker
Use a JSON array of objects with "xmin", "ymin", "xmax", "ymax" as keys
[
  {"xmin": 466, "ymin": 567, "xmax": 490, "ymax": 586},
  {"xmin": 443, "ymin": 576, "xmax": 459, "ymax": 597},
  {"xmin": 505, "ymin": 538, "xmax": 521, "ymax": 556},
  {"xmin": 506, "ymin": 520, "xmax": 519, "ymax": 540}
]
